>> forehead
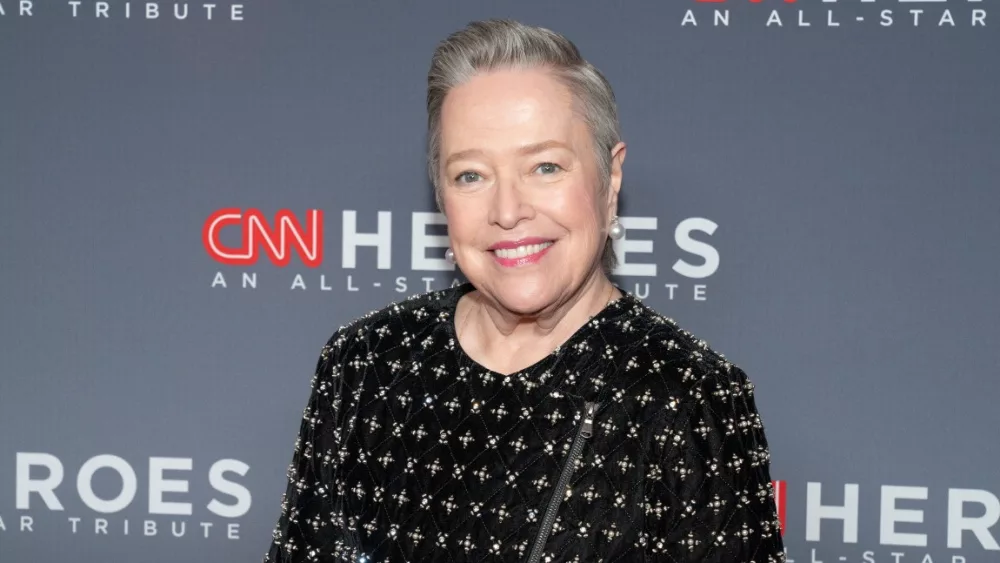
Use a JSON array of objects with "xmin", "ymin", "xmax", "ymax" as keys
[{"xmin": 439, "ymin": 67, "xmax": 589, "ymax": 153}]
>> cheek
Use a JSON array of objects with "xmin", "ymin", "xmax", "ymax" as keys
[
  {"xmin": 542, "ymin": 182, "xmax": 603, "ymax": 233},
  {"xmin": 444, "ymin": 197, "xmax": 487, "ymax": 246}
]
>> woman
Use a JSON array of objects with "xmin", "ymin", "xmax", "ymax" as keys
[{"xmin": 264, "ymin": 19, "xmax": 785, "ymax": 563}]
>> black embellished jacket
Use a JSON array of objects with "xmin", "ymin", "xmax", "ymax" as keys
[{"xmin": 263, "ymin": 284, "xmax": 786, "ymax": 563}]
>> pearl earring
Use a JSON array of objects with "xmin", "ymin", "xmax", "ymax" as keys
[
  {"xmin": 444, "ymin": 247, "xmax": 456, "ymax": 263},
  {"xmin": 608, "ymin": 216, "xmax": 625, "ymax": 240}
]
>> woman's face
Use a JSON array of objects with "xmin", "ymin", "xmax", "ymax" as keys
[{"xmin": 438, "ymin": 67, "xmax": 624, "ymax": 315}]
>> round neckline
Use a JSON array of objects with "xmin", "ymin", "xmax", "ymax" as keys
[{"xmin": 442, "ymin": 282, "xmax": 635, "ymax": 378}]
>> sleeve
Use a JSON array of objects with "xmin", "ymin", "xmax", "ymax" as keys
[
  {"xmin": 263, "ymin": 330, "xmax": 356, "ymax": 563},
  {"xmin": 640, "ymin": 365, "xmax": 786, "ymax": 563}
]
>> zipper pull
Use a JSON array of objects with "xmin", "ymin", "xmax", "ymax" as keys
[{"xmin": 580, "ymin": 401, "xmax": 597, "ymax": 439}]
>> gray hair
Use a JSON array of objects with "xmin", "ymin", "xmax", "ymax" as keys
[{"xmin": 426, "ymin": 18, "xmax": 622, "ymax": 274}]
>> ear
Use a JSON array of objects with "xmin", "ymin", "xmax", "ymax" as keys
[{"xmin": 606, "ymin": 141, "xmax": 627, "ymax": 216}]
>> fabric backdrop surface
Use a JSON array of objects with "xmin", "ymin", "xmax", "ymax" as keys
[{"xmin": 1, "ymin": 1, "xmax": 997, "ymax": 562}]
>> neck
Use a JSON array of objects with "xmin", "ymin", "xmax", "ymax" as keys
[{"xmin": 459, "ymin": 272, "xmax": 618, "ymax": 370}]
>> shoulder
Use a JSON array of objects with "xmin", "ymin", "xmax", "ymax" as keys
[
  {"xmin": 317, "ymin": 285, "xmax": 463, "ymax": 363},
  {"xmin": 611, "ymin": 295, "xmax": 771, "ymax": 455},
  {"xmin": 609, "ymin": 292, "xmax": 754, "ymax": 404}
]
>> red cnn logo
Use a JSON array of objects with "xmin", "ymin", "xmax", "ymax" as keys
[
  {"xmin": 773, "ymin": 479, "xmax": 787, "ymax": 536},
  {"xmin": 203, "ymin": 208, "xmax": 324, "ymax": 267}
]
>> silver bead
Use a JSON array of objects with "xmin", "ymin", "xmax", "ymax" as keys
[
  {"xmin": 608, "ymin": 216, "xmax": 625, "ymax": 240},
  {"xmin": 444, "ymin": 247, "xmax": 456, "ymax": 263}
]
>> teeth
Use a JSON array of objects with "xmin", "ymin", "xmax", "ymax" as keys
[{"xmin": 493, "ymin": 242, "xmax": 552, "ymax": 259}]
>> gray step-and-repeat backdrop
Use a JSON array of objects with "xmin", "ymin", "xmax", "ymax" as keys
[{"xmin": 1, "ymin": 1, "xmax": 997, "ymax": 562}]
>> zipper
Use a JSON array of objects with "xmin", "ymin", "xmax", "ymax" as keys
[{"xmin": 526, "ymin": 401, "xmax": 598, "ymax": 563}]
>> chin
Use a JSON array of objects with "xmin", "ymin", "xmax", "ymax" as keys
[{"xmin": 487, "ymin": 276, "xmax": 562, "ymax": 314}]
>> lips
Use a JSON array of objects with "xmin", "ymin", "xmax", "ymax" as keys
[
  {"xmin": 487, "ymin": 237, "xmax": 555, "ymax": 266},
  {"xmin": 487, "ymin": 237, "xmax": 554, "ymax": 251},
  {"xmin": 493, "ymin": 241, "xmax": 553, "ymax": 259}
]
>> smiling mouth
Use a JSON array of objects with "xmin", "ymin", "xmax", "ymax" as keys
[{"xmin": 491, "ymin": 241, "xmax": 554, "ymax": 260}]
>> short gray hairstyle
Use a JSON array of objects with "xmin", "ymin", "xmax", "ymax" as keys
[{"xmin": 426, "ymin": 18, "xmax": 622, "ymax": 274}]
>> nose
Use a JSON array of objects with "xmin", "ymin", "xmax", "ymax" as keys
[{"xmin": 487, "ymin": 176, "xmax": 533, "ymax": 229}]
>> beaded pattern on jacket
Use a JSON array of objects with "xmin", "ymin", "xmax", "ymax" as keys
[{"xmin": 263, "ymin": 284, "xmax": 786, "ymax": 563}]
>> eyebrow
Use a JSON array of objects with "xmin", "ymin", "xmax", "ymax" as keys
[{"xmin": 444, "ymin": 140, "xmax": 572, "ymax": 168}]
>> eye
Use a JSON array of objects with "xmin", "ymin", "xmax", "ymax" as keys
[
  {"xmin": 454, "ymin": 171, "xmax": 482, "ymax": 184},
  {"xmin": 535, "ymin": 162, "xmax": 562, "ymax": 174}
]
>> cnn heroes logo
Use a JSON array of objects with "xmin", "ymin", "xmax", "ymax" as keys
[
  {"xmin": 203, "ymin": 209, "xmax": 720, "ymax": 301},
  {"xmin": 1, "ymin": 453, "xmax": 250, "ymax": 540},
  {"xmin": 775, "ymin": 481, "xmax": 1000, "ymax": 563}
]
